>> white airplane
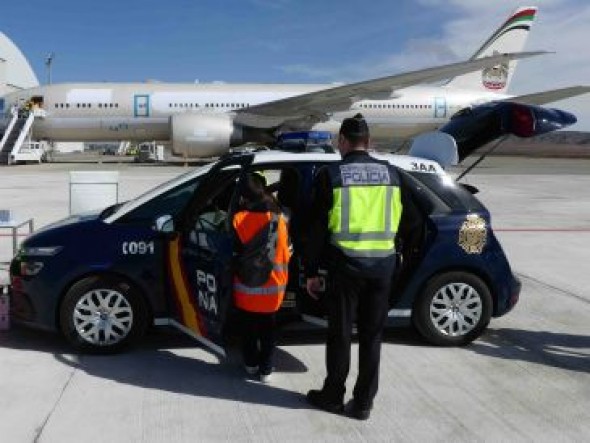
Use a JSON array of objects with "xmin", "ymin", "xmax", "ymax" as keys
[{"xmin": 0, "ymin": 6, "xmax": 588, "ymax": 159}]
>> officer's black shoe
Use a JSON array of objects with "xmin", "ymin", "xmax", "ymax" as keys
[
  {"xmin": 306, "ymin": 389, "xmax": 344, "ymax": 414},
  {"xmin": 345, "ymin": 400, "xmax": 373, "ymax": 420}
]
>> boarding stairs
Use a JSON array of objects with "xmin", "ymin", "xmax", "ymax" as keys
[{"xmin": 0, "ymin": 109, "xmax": 46, "ymax": 165}]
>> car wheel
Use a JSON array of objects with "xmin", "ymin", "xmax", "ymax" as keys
[
  {"xmin": 413, "ymin": 272, "xmax": 492, "ymax": 346},
  {"xmin": 59, "ymin": 275, "xmax": 149, "ymax": 353}
]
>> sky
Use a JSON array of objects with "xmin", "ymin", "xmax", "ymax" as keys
[{"xmin": 1, "ymin": 0, "xmax": 589, "ymax": 129}]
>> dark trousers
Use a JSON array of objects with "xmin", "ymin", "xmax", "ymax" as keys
[
  {"xmin": 322, "ymin": 270, "xmax": 391, "ymax": 408},
  {"xmin": 239, "ymin": 309, "xmax": 277, "ymax": 374}
]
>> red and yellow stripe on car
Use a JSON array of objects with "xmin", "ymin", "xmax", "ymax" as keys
[{"xmin": 167, "ymin": 237, "xmax": 205, "ymax": 337}]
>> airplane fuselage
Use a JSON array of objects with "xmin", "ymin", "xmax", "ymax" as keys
[{"xmin": 0, "ymin": 82, "xmax": 509, "ymax": 155}]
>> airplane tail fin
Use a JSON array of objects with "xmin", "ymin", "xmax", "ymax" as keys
[
  {"xmin": 0, "ymin": 32, "xmax": 39, "ymax": 95},
  {"xmin": 445, "ymin": 6, "xmax": 537, "ymax": 93}
]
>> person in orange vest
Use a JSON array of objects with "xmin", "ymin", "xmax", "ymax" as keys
[{"xmin": 232, "ymin": 172, "xmax": 291, "ymax": 383}]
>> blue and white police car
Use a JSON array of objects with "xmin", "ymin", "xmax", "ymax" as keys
[{"xmin": 8, "ymin": 102, "xmax": 576, "ymax": 354}]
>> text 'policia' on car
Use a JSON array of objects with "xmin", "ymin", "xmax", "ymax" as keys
[{"xmin": 8, "ymin": 102, "xmax": 576, "ymax": 354}]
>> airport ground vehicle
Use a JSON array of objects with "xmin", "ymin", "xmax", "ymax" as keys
[
  {"xmin": 8, "ymin": 102, "xmax": 575, "ymax": 354},
  {"xmin": 134, "ymin": 142, "xmax": 165, "ymax": 163}
]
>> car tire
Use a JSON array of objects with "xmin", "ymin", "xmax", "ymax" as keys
[
  {"xmin": 413, "ymin": 271, "xmax": 492, "ymax": 346},
  {"xmin": 59, "ymin": 275, "xmax": 149, "ymax": 353}
]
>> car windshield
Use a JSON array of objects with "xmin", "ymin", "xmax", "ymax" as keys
[{"xmin": 107, "ymin": 163, "xmax": 213, "ymax": 220}]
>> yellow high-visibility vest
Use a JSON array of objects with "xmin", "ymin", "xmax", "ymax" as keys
[{"xmin": 327, "ymin": 160, "xmax": 403, "ymax": 259}]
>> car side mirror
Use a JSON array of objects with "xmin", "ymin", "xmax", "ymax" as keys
[{"xmin": 154, "ymin": 214, "xmax": 174, "ymax": 233}]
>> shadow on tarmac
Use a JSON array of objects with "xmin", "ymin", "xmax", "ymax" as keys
[
  {"xmin": 470, "ymin": 328, "xmax": 590, "ymax": 374},
  {"xmin": 1, "ymin": 327, "xmax": 311, "ymax": 409},
  {"xmin": 0, "ymin": 324, "xmax": 427, "ymax": 410}
]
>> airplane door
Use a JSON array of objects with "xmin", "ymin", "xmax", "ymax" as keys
[
  {"xmin": 134, "ymin": 94, "xmax": 150, "ymax": 117},
  {"xmin": 434, "ymin": 97, "xmax": 447, "ymax": 118}
]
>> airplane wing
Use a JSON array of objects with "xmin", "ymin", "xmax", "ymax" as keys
[
  {"xmin": 234, "ymin": 51, "xmax": 546, "ymax": 127},
  {"xmin": 508, "ymin": 86, "xmax": 590, "ymax": 105}
]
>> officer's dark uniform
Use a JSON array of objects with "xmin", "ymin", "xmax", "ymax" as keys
[{"xmin": 305, "ymin": 142, "xmax": 403, "ymax": 417}]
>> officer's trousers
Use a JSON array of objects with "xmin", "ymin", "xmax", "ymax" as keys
[{"xmin": 322, "ymin": 270, "xmax": 391, "ymax": 408}]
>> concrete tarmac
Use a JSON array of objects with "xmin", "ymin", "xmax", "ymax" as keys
[{"xmin": 0, "ymin": 156, "xmax": 589, "ymax": 442}]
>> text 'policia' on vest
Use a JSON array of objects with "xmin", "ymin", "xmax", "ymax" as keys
[{"xmin": 326, "ymin": 155, "xmax": 403, "ymax": 273}]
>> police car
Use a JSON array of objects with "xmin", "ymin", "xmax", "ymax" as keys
[{"xmin": 8, "ymin": 102, "xmax": 576, "ymax": 354}]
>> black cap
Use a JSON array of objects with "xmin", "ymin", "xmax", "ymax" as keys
[{"xmin": 339, "ymin": 113, "xmax": 369, "ymax": 140}]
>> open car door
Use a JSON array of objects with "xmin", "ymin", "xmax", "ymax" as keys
[{"xmin": 164, "ymin": 154, "xmax": 254, "ymax": 356}]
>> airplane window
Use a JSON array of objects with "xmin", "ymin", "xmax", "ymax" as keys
[
  {"xmin": 88, "ymin": 104, "xmax": 92, "ymax": 108},
  {"xmin": 66, "ymin": 104, "xmax": 70, "ymax": 108},
  {"xmin": 115, "ymin": 104, "xmax": 119, "ymax": 108}
]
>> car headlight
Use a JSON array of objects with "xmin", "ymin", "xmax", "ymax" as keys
[
  {"xmin": 20, "ymin": 261, "xmax": 44, "ymax": 276},
  {"xmin": 19, "ymin": 246, "xmax": 63, "ymax": 257}
]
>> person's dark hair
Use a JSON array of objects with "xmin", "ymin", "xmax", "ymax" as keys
[
  {"xmin": 339, "ymin": 113, "xmax": 369, "ymax": 146},
  {"xmin": 240, "ymin": 172, "xmax": 280, "ymax": 212}
]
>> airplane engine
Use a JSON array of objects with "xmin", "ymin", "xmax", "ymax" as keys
[{"xmin": 170, "ymin": 113, "xmax": 245, "ymax": 157}]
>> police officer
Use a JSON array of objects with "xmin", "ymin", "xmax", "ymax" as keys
[{"xmin": 305, "ymin": 113, "xmax": 403, "ymax": 420}]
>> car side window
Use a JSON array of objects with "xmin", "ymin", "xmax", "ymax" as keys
[
  {"xmin": 402, "ymin": 171, "xmax": 451, "ymax": 215},
  {"xmin": 410, "ymin": 172, "xmax": 485, "ymax": 212}
]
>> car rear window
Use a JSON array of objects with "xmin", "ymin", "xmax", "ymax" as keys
[{"xmin": 409, "ymin": 172, "xmax": 486, "ymax": 212}]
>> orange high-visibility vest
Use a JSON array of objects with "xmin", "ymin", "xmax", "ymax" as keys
[{"xmin": 233, "ymin": 210, "xmax": 291, "ymax": 313}]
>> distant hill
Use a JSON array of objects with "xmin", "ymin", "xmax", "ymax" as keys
[{"xmin": 480, "ymin": 131, "xmax": 590, "ymax": 158}]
